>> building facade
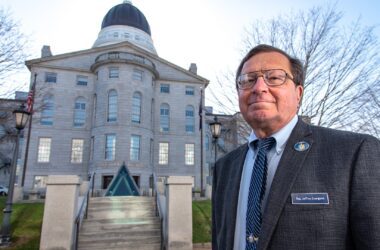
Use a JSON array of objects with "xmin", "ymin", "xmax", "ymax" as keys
[{"xmin": 21, "ymin": 1, "xmax": 209, "ymax": 195}]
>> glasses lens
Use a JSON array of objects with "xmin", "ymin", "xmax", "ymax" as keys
[
  {"xmin": 264, "ymin": 69, "xmax": 286, "ymax": 86},
  {"xmin": 238, "ymin": 74, "xmax": 257, "ymax": 89}
]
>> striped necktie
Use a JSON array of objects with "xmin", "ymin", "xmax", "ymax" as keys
[{"xmin": 246, "ymin": 137, "xmax": 275, "ymax": 250}]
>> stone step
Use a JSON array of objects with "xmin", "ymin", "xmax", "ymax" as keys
[
  {"xmin": 89, "ymin": 198, "xmax": 155, "ymax": 209},
  {"xmin": 78, "ymin": 242, "xmax": 161, "ymax": 250},
  {"xmin": 86, "ymin": 208, "xmax": 156, "ymax": 219},
  {"xmin": 89, "ymin": 196, "xmax": 154, "ymax": 203},
  {"xmin": 80, "ymin": 228, "xmax": 160, "ymax": 239},
  {"xmin": 78, "ymin": 196, "xmax": 161, "ymax": 249},
  {"xmin": 78, "ymin": 235, "xmax": 161, "ymax": 249},
  {"xmin": 80, "ymin": 217, "xmax": 161, "ymax": 233}
]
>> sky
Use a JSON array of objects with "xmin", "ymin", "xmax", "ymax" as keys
[{"xmin": 1, "ymin": 0, "xmax": 379, "ymax": 104}]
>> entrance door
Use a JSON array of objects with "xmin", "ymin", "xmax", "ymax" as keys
[{"xmin": 102, "ymin": 175, "xmax": 113, "ymax": 189}]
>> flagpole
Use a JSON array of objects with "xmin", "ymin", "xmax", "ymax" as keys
[
  {"xmin": 199, "ymin": 87, "xmax": 204, "ymax": 196},
  {"xmin": 21, "ymin": 73, "xmax": 37, "ymax": 187}
]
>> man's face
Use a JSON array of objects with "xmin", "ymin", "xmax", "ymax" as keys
[{"xmin": 238, "ymin": 52, "xmax": 303, "ymax": 137}]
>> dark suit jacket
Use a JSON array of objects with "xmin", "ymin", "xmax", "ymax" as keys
[{"xmin": 212, "ymin": 119, "xmax": 380, "ymax": 250}]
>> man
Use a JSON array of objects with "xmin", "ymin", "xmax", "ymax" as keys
[{"xmin": 212, "ymin": 44, "xmax": 380, "ymax": 250}]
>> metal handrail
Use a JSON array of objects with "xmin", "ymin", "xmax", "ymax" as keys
[
  {"xmin": 72, "ymin": 172, "xmax": 95, "ymax": 250},
  {"xmin": 153, "ymin": 173, "xmax": 165, "ymax": 250}
]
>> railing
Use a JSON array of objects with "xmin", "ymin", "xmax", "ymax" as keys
[
  {"xmin": 72, "ymin": 172, "xmax": 95, "ymax": 250},
  {"xmin": 153, "ymin": 173, "xmax": 166, "ymax": 250},
  {"xmin": 94, "ymin": 51, "xmax": 156, "ymax": 69}
]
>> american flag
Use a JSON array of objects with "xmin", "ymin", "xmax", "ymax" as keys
[
  {"xmin": 27, "ymin": 74, "xmax": 37, "ymax": 113},
  {"xmin": 26, "ymin": 89, "xmax": 34, "ymax": 113}
]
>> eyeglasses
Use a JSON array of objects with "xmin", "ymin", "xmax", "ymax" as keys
[{"xmin": 237, "ymin": 69, "xmax": 294, "ymax": 90}]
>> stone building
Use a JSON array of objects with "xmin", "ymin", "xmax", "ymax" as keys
[{"xmin": 21, "ymin": 1, "xmax": 209, "ymax": 195}]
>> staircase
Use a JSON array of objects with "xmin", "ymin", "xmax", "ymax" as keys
[{"xmin": 78, "ymin": 196, "xmax": 162, "ymax": 250}]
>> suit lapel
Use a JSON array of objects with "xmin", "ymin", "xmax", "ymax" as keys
[
  {"xmin": 225, "ymin": 145, "xmax": 248, "ymax": 249},
  {"xmin": 258, "ymin": 120, "xmax": 313, "ymax": 250}
]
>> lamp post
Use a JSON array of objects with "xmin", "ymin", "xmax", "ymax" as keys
[
  {"xmin": 0, "ymin": 105, "xmax": 30, "ymax": 246},
  {"xmin": 209, "ymin": 116, "xmax": 221, "ymax": 177}
]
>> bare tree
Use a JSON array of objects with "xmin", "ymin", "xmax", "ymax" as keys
[
  {"xmin": 0, "ymin": 7, "xmax": 28, "ymax": 96},
  {"xmin": 208, "ymin": 4, "xmax": 380, "ymax": 136}
]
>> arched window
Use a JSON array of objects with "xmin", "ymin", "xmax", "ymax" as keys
[
  {"xmin": 160, "ymin": 103, "xmax": 170, "ymax": 132},
  {"xmin": 107, "ymin": 90, "xmax": 117, "ymax": 122},
  {"xmin": 185, "ymin": 105, "xmax": 194, "ymax": 133},
  {"xmin": 132, "ymin": 92, "xmax": 141, "ymax": 123},
  {"xmin": 41, "ymin": 95, "xmax": 54, "ymax": 125},
  {"xmin": 74, "ymin": 97, "xmax": 86, "ymax": 127}
]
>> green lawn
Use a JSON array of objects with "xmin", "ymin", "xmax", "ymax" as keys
[
  {"xmin": 0, "ymin": 197, "xmax": 44, "ymax": 250},
  {"xmin": 0, "ymin": 197, "xmax": 211, "ymax": 248},
  {"xmin": 193, "ymin": 199, "xmax": 212, "ymax": 243}
]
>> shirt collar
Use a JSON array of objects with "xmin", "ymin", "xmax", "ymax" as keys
[{"xmin": 248, "ymin": 115, "xmax": 298, "ymax": 154}]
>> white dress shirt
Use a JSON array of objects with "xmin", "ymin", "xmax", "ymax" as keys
[{"xmin": 233, "ymin": 115, "xmax": 298, "ymax": 250}]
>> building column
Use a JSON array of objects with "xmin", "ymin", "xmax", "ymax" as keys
[
  {"xmin": 165, "ymin": 176, "xmax": 193, "ymax": 250},
  {"xmin": 40, "ymin": 175, "xmax": 80, "ymax": 250}
]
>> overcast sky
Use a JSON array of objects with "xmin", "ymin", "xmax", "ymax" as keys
[{"xmin": 1, "ymin": 0, "xmax": 379, "ymax": 103}]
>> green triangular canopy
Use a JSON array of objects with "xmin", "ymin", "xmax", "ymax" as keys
[{"xmin": 105, "ymin": 163, "xmax": 140, "ymax": 196}]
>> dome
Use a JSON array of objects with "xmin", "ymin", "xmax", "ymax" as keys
[{"xmin": 101, "ymin": 2, "xmax": 151, "ymax": 36}]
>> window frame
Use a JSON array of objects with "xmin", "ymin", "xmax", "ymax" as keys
[
  {"xmin": 74, "ymin": 97, "xmax": 86, "ymax": 127},
  {"xmin": 76, "ymin": 75, "xmax": 88, "ymax": 86},
  {"xmin": 71, "ymin": 139, "xmax": 84, "ymax": 163},
  {"xmin": 130, "ymin": 135, "xmax": 141, "ymax": 161},
  {"xmin": 158, "ymin": 142, "xmax": 169, "ymax": 165},
  {"xmin": 185, "ymin": 105, "xmax": 195, "ymax": 133},
  {"xmin": 132, "ymin": 69, "xmax": 144, "ymax": 81},
  {"xmin": 185, "ymin": 86, "xmax": 195, "ymax": 96},
  {"xmin": 160, "ymin": 103, "xmax": 170, "ymax": 132},
  {"xmin": 45, "ymin": 72, "xmax": 57, "ymax": 83},
  {"xmin": 105, "ymin": 134, "xmax": 116, "ymax": 161},
  {"xmin": 37, "ymin": 137, "xmax": 52, "ymax": 163},
  {"xmin": 107, "ymin": 90, "xmax": 118, "ymax": 122},
  {"xmin": 109, "ymin": 67, "xmax": 119, "ymax": 78},
  {"xmin": 160, "ymin": 84, "xmax": 170, "ymax": 93},
  {"xmin": 185, "ymin": 143, "xmax": 195, "ymax": 165},
  {"xmin": 131, "ymin": 92, "xmax": 142, "ymax": 123}
]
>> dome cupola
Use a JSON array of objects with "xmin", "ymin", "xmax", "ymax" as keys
[
  {"xmin": 93, "ymin": 1, "xmax": 156, "ymax": 54},
  {"xmin": 101, "ymin": 1, "xmax": 151, "ymax": 35}
]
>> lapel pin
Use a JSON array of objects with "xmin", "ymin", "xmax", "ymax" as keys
[{"xmin": 294, "ymin": 141, "xmax": 310, "ymax": 152}]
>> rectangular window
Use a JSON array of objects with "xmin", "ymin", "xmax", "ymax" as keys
[
  {"xmin": 45, "ymin": 72, "xmax": 57, "ymax": 83},
  {"xmin": 76, "ymin": 75, "xmax": 88, "ymax": 86},
  {"xmin": 185, "ymin": 143, "xmax": 195, "ymax": 165},
  {"xmin": 160, "ymin": 84, "xmax": 170, "ymax": 93},
  {"xmin": 159, "ymin": 142, "xmax": 169, "ymax": 165},
  {"xmin": 33, "ymin": 176, "xmax": 48, "ymax": 189},
  {"xmin": 109, "ymin": 67, "xmax": 119, "ymax": 78},
  {"xmin": 38, "ymin": 138, "xmax": 51, "ymax": 163},
  {"xmin": 71, "ymin": 139, "xmax": 84, "ymax": 163},
  {"xmin": 130, "ymin": 135, "xmax": 141, "ymax": 161},
  {"xmin": 105, "ymin": 134, "xmax": 116, "ymax": 160},
  {"xmin": 133, "ymin": 69, "xmax": 143, "ymax": 81},
  {"xmin": 185, "ymin": 86, "xmax": 194, "ymax": 95}
]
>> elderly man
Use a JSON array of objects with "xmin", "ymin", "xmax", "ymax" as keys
[{"xmin": 212, "ymin": 44, "xmax": 380, "ymax": 250}]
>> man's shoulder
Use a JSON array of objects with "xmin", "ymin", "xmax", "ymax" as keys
[{"xmin": 306, "ymin": 122, "xmax": 379, "ymax": 144}]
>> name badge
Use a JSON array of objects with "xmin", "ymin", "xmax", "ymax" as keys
[{"xmin": 291, "ymin": 193, "xmax": 329, "ymax": 205}]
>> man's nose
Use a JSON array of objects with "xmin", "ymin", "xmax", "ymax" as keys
[{"xmin": 251, "ymin": 76, "xmax": 268, "ymax": 92}]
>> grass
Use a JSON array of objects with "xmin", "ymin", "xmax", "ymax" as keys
[
  {"xmin": 0, "ymin": 197, "xmax": 211, "ymax": 248},
  {"xmin": 0, "ymin": 197, "xmax": 44, "ymax": 250},
  {"xmin": 193, "ymin": 199, "xmax": 212, "ymax": 243}
]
